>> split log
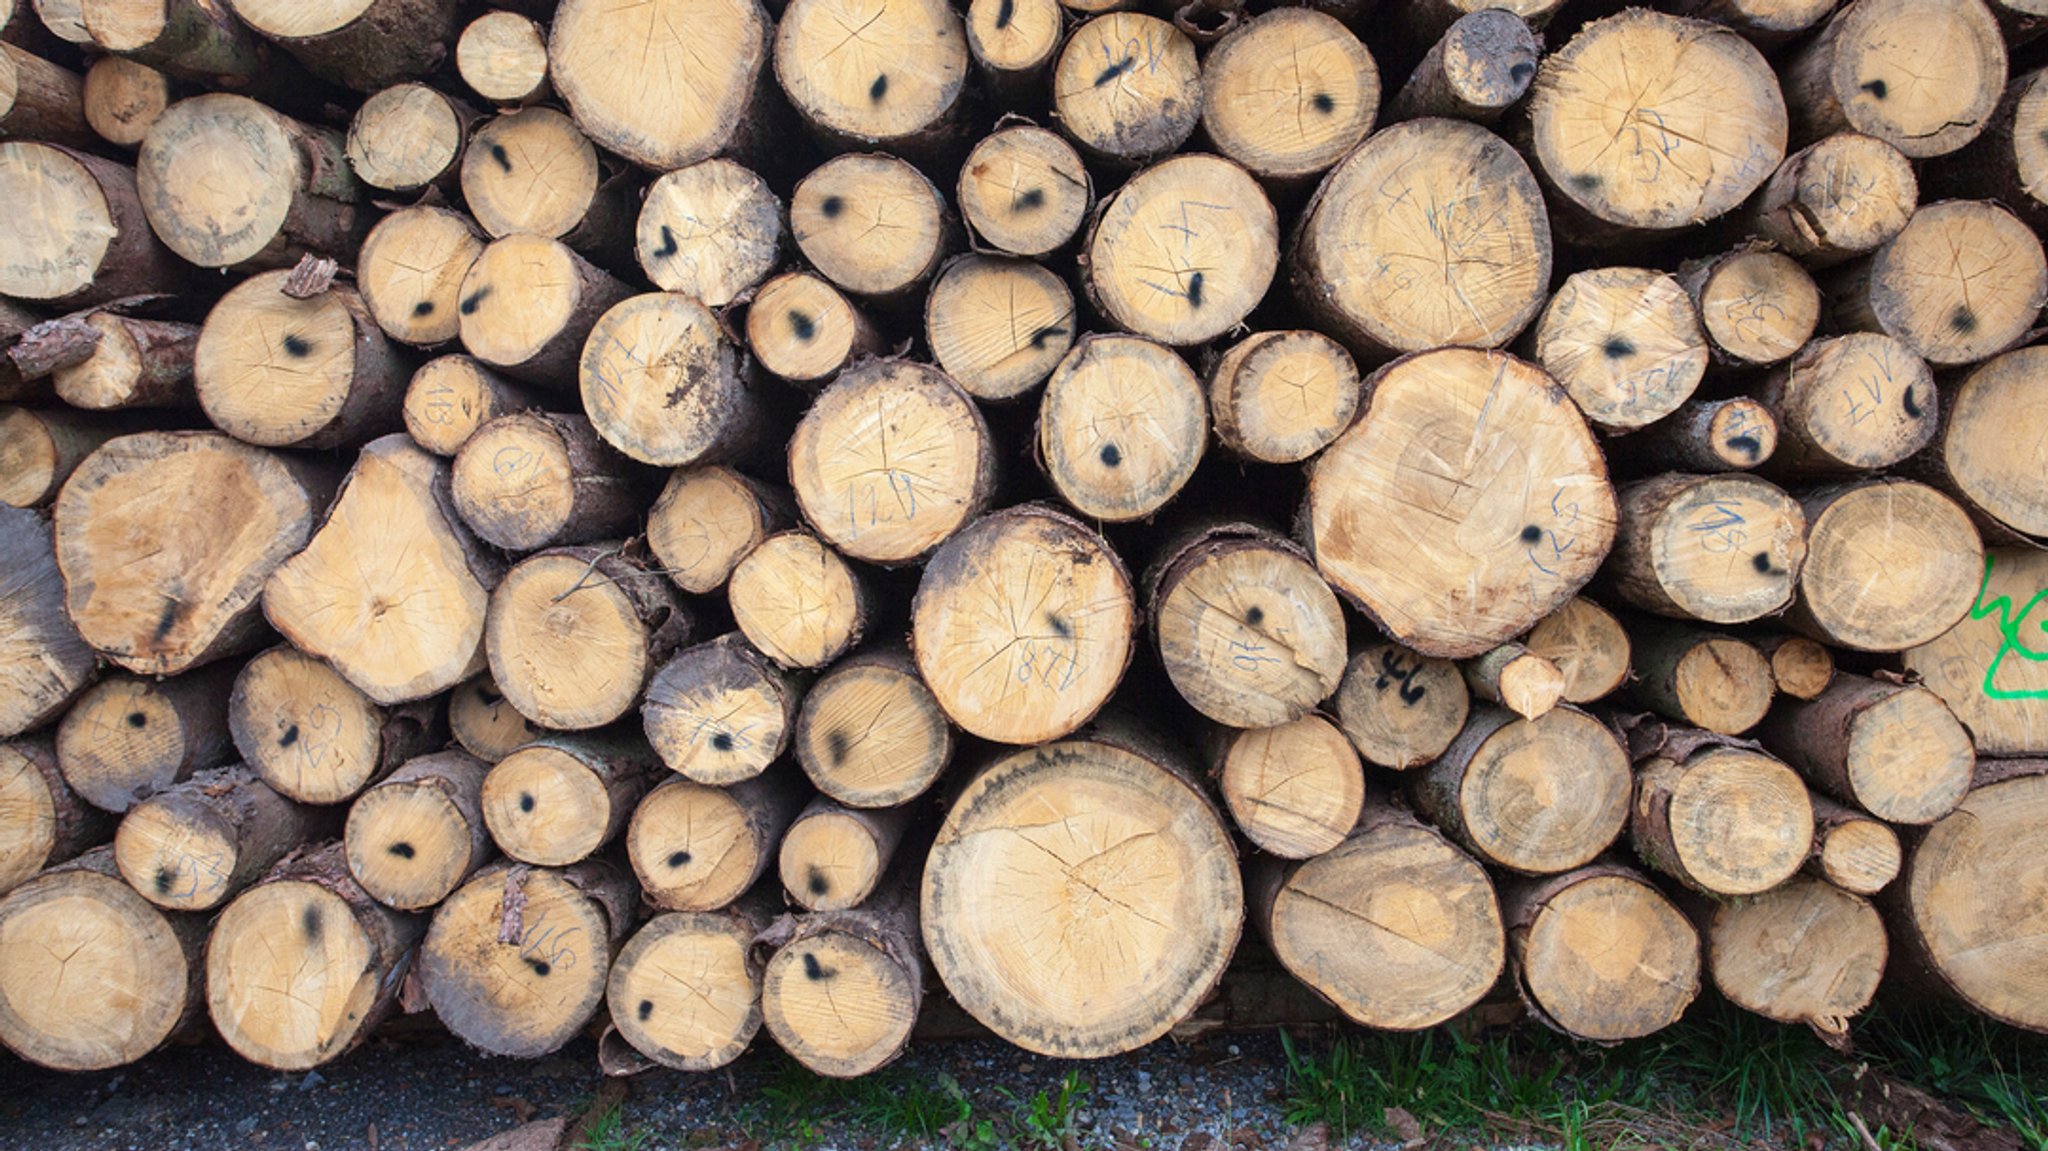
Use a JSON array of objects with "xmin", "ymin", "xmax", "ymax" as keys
[
  {"xmin": 1705, "ymin": 876, "xmax": 1886, "ymax": 1039},
  {"xmin": 1039, "ymin": 335, "xmax": 1206, "ymax": 521},
  {"xmin": 1828, "ymin": 200, "xmax": 2047, "ymax": 368},
  {"xmin": 1807, "ymin": 794, "xmax": 1901, "ymax": 895},
  {"xmin": 1331, "ymin": 641, "xmax": 1470, "ymax": 771},
  {"xmin": 1888, "ymin": 760, "xmax": 2048, "ymax": 1032},
  {"xmin": 1623, "ymin": 619, "xmax": 1773, "ymax": 736},
  {"xmin": 193, "ymin": 269, "xmax": 407, "ymax": 449},
  {"xmin": 1501, "ymin": 864, "xmax": 1701, "ymax": 1042},
  {"xmin": 137, "ymin": 93, "xmax": 362, "ymax": 270},
  {"xmin": 446, "ymin": 673, "xmax": 536, "ymax": 764},
  {"xmin": 1626, "ymin": 728, "xmax": 1813, "ymax": 896},
  {"xmin": 0, "ymin": 848, "xmax": 204, "ymax": 1070},
  {"xmin": 1050, "ymin": 13, "xmax": 1197, "ymax": 165},
  {"xmin": 1214, "ymin": 714, "xmax": 1363, "ymax": 860},
  {"xmin": 0, "ymin": 405, "xmax": 118, "ymax": 508},
  {"xmin": 1, "ymin": 142, "xmax": 183, "ymax": 305},
  {"xmin": 1522, "ymin": 266, "xmax": 1708, "ymax": 434},
  {"xmin": 744, "ymin": 271, "xmax": 881, "ymax": 386},
  {"xmin": 486, "ymin": 544, "xmax": 689, "ymax": 731},
  {"xmin": 548, "ymin": 0, "xmax": 772, "ymax": 170},
  {"xmin": 457, "ymin": 233, "xmax": 631, "ymax": 384},
  {"xmin": 1521, "ymin": 597, "xmax": 1630, "ymax": 706},
  {"xmin": 773, "ymin": 0, "xmax": 966, "ymax": 154},
  {"xmin": 1754, "ymin": 333, "xmax": 1935, "ymax": 477},
  {"xmin": 451, "ymin": 411, "xmax": 639, "ymax": 553},
  {"xmin": 1248, "ymin": 799, "xmax": 1503, "ymax": 1031},
  {"xmin": 627, "ymin": 771, "xmax": 804, "ymax": 912},
  {"xmin": 729, "ymin": 531, "xmax": 869, "ymax": 671},
  {"xmin": 0, "ymin": 735, "xmax": 110, "ymax": 895},
  {"xmin": 579, "ymin": 291, "xmax": 759, "ymax": 468},
  {"xmin": 1147, "ymin": 522, "xmax": 1346, "ymax": 729},
  {"xmin": 1782, "ymin": 0, "xmax": 2005, "ymax": 160},
  {"xmin": 454, "ymin": 9, "xmax": 545, "ymax": 106},
  {"xmin": 402, "ymin": 356, "xmax": 536, "ymax": 458},
  {"xmin": 1756, "ymin": 633, "xmax": 1834, "ymax": 701},
  {"xmin": 920, "ymin": 731, "xmax": 1241, "ymax": 1057},
  {"xmin": 1307, "ymin": 348, "xmax": 1616, "ymax": 658},
  {"xmin": 1757, "ymin": 672, "xmax": 1976, "ymax": 825},
  {"xmin": 228, "ymin": 644, "xmax": 443, "ymax": 806},
  {"xmin": 206, "ymin": 842, "xmax": 422, "ymax": 1069},
  {"xmin": 461, "ymin": 107, "xmax": 630, "ymax": 256},
  {"xmin": 1901, "ymin": 546, "xmax": 2048, "ymax": 756},
  {"xmin": 355, "ymin": 205, "xmax": 486, "ymax": 348},
  {"xmin": 1385, "ymin": 8, "xmax": 1536, "ymax": 125},
  {"xmin": 964, "ymin": 0, "xmax": 1057, "ymax": 107},
  {"xmin": 1525, "ymin": 11, "xmax": 1785, "ymax": 239},
  {"xmin": 0, "ymin": 504, "xmax": 95, "ymax": 737},
  {"xmin": 645, "ymin": 466, "xmax": 792, "ymax": 597},
  {"xmin": 790, "ymin": 359, "xmax": 994, "ymax": 565},
  {"xmin": 1082, "ymin": 154, "xmax": 1276, "ymax": 346},
  {"xmin": 1788, "ymin": 480, "xmax": 1982, "ymax": 652},
  {"xmin": 605, "ymin": 900, "xmax": 772, "ymax": 1072},
  {"xmin": 1680, "ymin": 249, "xmax": 1820, "ymax": 368},
  {"xmin": 1738, "ymin": 132, "xmax": 1918, "ymax": 267},
  {"xmin": 481, "ymin": 732, "xmax": 653, "ymax": 867},
  {"xmin": 778, "ymin": 796, "xmax": 908, "ymax": 911},
  {"xmin": 1409, "ymin": 705, "xmax": 1632, "ymax": 876},
  {"xmin": 912, "ymin": 505, "xmax": 1135, "ymax": 745},
  {"xmin": 345, "ymin": 81, "xmax": 473, "ymax": 194},
  {"xmin": 222, "ymin": 0, "xmax": 460, "ymax": 92},
  {"xmin": 1917, "ymin": 346, "xmax": 2048, "ymax": 541},
  {"xmin": 54, "ymin": 431, "xmax": 336, "ymax": 676},
  {"xmin": 1199, "ymin": 8, "xmax": 1377, "ymax": 184},
  {"xmin": 1207, "ymin": 330, "xmax": 1360, "ymax": 465},
  {"xmin": 1, "ymin": 38, "xmax": 93, "ymax": 148},
  {"xmin": 636, "ymin": 159, "xmax": 784, "ymax": 309},
  {"xmin": 50, "ymin": 313, "xmax": 197, "ymax": 410},
  {"xmin": 421, "ymin": 859, "xmax": 634, "ymax": 1057},
  {"xmin": 924, "ymin": 255, "xmax": 1074, "ymax": 402},
  {"xmin": 1604, "ymin": 472, "xmax": 1806, "ymax": 624},
  {"xmin": 956, "ymin": 124, "xmax": 1091, "ymax": 258},
  {"xmin": 56, "ymin": 662, "xmax": 236, "ymax": 813},
  {"xmin": 759, "ymin": 872, "xmax": 925, "ymax": 1077},
  {"xmin": 113, "ymin": 765, "xmax": 323, "ymax": 910},
  {"xmin": 1616, "ymin": 397, "xmax": 1778, "ymax": 474},
  {"xmin": 343, "ymin": 749, "xmax": 490, "ymax": 910},
  {"xmin": 791, "ymin": 153, "xmax": 951, "ymax": 302},
  {"xmin": 643, "ymin": 633, "xmax": 804, "ymax": 786},
  {"xmin": 1462, "ymin": 644, "xmax": 1564, "ymax": 722},
  {"xmin": 794, "ymin": 648, "xmax": 953, "ymax": 809},
  {"xmin": 1923, "ymin": 66, "xmax": 2048, "ymax": 233},
  {"xmin": 263, "ymin": 434, "xmax": 502, "ymax": 705}
]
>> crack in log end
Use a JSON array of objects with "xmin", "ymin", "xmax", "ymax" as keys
[
  {"xmin": 490, "ymin": 143, "xmax": 513, "ymax": 172},
  {"xmin": 280, "ymin": 723, "xmax": 299, "ymax": 747},
  {"xmin": 637, "ymin": 999, "xmax": 653, "ymax": 1020},
  {"xmin": 283, "ymin": 334, "xmax": 311, "ymax": 358},
  {"xmin": 667, "ymin": 850, "xmax": 691, "ymax": 867},
  {"xmin": 519, "ymin": 792, "xmax": 535, "ymax": 813},
  {"xmin": 870, "ymin": 74, "xmax": 888, "ymax": 103},
  {"xmin": 807, "ymin": 867, "xmax": 829, "ymax": 896},
  {"xmin": 802, "ymin": 952, "xmax": 834, "ymax": 980},
  {"xmin": 302, "ymin": 905, "xmax": 322, "ymax": 941},
  {"xmin": 821, "ymin": 196, "xmax": 845, "ymax": 219},
  {"xmin": 387, "ymin": 841, "xmax": 416, "ymax": 859}
]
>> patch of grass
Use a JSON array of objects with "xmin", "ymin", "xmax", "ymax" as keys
[
  {"xmin": 575, "ymin": 1103, "xmax": 653, "ymax": 1151},
  {"xmin": 735, "ymin": 1055, "xmax": 1094, "ymax": 1150},
  {"xmin": 1006, "ymin": 1069, "xmax": 1090, "ymax": 1150},
  {"xmin": 1278, "ymin": 1023, "xmax": 1593, "ymax": 1140}
]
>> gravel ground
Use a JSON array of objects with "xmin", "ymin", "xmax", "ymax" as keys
[{"xmin": 0, "ymin": 1030, "xmax": 1338, "ymax": 1151}]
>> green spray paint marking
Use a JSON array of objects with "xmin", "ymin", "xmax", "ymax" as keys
[{"xmin": 1969, "ymin": 554, "xmax": 2048, "ymax": 701}]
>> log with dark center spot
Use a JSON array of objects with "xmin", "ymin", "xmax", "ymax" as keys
[
  {"xmin": 412, "ymin": 300, "xmax": 435, "ymax": 316},
  {"xmin": 653, "ymin": 225, "xmax": 678, "ymax": 259},
  {"xmin": 126, "ymin": 711, "xmax": 146, "ymax": 728},
  {"xmin": 519, "ymin": 792, "xmax": 535, "ymax": 813},
  {"xmin": 1312, "ymin": 93, "xmax": 1334, "ymax": 114},
  {"xmin": 1521, "ymin": 524, "xmax": 1543, "ymax": 543},
  {"xmin": 1860, "ymin": 78, "xmax": 1887, "ymax": 99},
  {"xmin": 638, "ymin": 999, "xmax": 654, "ymax": 1020},
  {"xmin": 279, "ymin": 723, "xmax": 299, "ymax": 747},
  {"xmin": 282, "ymin": 334, "xmax": 311, "ymax": 358},
  {"xmin": 802, "ymin": 952, "xmax": 834, "ymax": 980},
  {"xmin": 490, "ymin": 143, "xmax": 513, "ymax": 172},
  {"xmin": 387, "ymin": 842, "xmax": 416, "ymax": 859},
  {"xmin": 1951, "ymin": 306, "xmax": 1977, "ymax": 334},
  {"xmin": 1095, "ymin": 57, "xmax": 1134, "ymax": 86},
  {"xmin": 667, "ymin": 850, "xmax": 691, "ymax": 867},
  {"xmin": 302, "ymin": 905, "xmax": 322, "ymax": 941},
  {"xmin": 1603, "ymin": 337, "xmax": 1634, "ymax": 359},
  {"xmin": 1015, "ymin": 187, "xmax": 1045, "ymax": 211},
  {"xmin": 1185, "ymin": 271, "xmax": 1204, "ymax": 309},
  {"xmin": 1047, "ymin": 613, "xmax": 1071, "ymax": 637},
  {"xmin": 1099, "ymin": 443, "xmax": 1122, "ymax": 467},
  {"xmin": 826, "ymin": 730, "xmax": 850, "ymax": 764},
  {"xmin": 1572, "ymin": 173, "xmax": 1601, "ymax": 190},
  {"xmin": 807, "ymin": 867, "xmax": 829, "ymax": 896},
  {"xmin": 711, "ymin": 732, "xmax": 734, "ymax": 751},
  {"xmin": 1245, "ymin": 606, "xmax": 1264, "ymax": 626},
  {"xmin": 1510, "ymin": 62, "xmax": 1534, "ymax": 83},
  {"xmin": 789, "ymin": 310, "xmax": 817, "ymax": 341},
  {"xmin": 460, "ymin": 286, "xmax": 491, "ymax": 315},
  {"xmin": 870, "ymin": 74, "xmax": 888, "ymax": 103},
  {"xmin": 820, "ymin": 195, "xmax": 845, "ymax": 219}
]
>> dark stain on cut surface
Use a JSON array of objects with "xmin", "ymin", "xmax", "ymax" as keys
[
  {"xmin": 1603, "ymin": 337, "xmax": 1634, "ymax": 359},
  {"xmin": 1902, "ymin": 386, "xmax": 1923, "ymax": 419},
  {"xmin": 1047, "ymin": 613, "xmax": 1071, "ymax": 637},
  {"xmin": 302, "ymin": 905, "xmax": 322, "ymax": 942},
  {"xmin": 1311, "ymin": 92, "xmax": 1334, "ymax": 114},
  {"xmin": 282, "ymin": 334, "xmax": 311, "ymax": 358},
  {"xmin": 1099, "ymin": 443, "xmax": 1122, "ymax": 467},
  {"xmin": 412, "ymin": 300, "xmax": 435, "ymax": 317},
  {"xmin": 1951, "ymin": 306, "xmax": 1977, "ymax": 334},
  {"xmin": 126, "ymin": 711, "xmax": 146, "ymax": 728},
  {"xmin": 638, "ymin": 999, "xmax": 654, "ymax": 1020},
  {"xmin": 490, "ymin": 143, "xmax": 513, "ymax": 172},
  {"xmin": 1726, "ymin": 434, "xmax": 1761, "ymax": 460},
  {"xmin": 807, "ymin": 867, "xmax": 829, "ymax": 897},
  {"xmin": 826, "ymin": 730, "xmax": 850, "ymax": 764},
  {"xmin": 711, "ymin": 732, "xmax": 734, "ymax": 752},
  {"xmin": 1753, "ymin": 552, "xmax": 1777, "ymax": 574},
  {"xmin": 653, "ymin": 225, "xmax": 678, "ymax": 258},
  {"xmin": 1245, "ymin": 606, "xmax": 1264, "ymax": 626},
  {"xmin": 1095, "ymin": 57, "xmax": 1134, "ymax": 87},
  {"xmin": 870, "ymin": 74, "xmax": 889, "ymax": 102},
  {"xmin": 152, "ymin": 598, "xmax": 181, "ymax": 643},
  {"xmin": 802, "ymin": 952, "xmax": 834, "ymax": 981},
  {"xmin": 667, "ymin": 850, "xmax": 691, "ymax": 868},
  {"xmin": 280, "ymin": 723, "xmax": 299, "ymax": 747},
  {"xmin": 1860, "ymin": 78, "xmax": 1887, "ymax": 99},
  {"xmin": 821, "ymin": 195, "xmax": 845, "ymax": 219},
  {"xmin": 995, "ymin": 0, "xmax": 1013, "ymax": 27},
  {"xmin": 1520, "ymin": 524, "xmax": 1543, "ymax": 543},
  {"xmin": 387, "ymin": 841, "xmax": 416, "ymax": 859},
  {"xmin": 1185, "ymin": 271, "xmax": 1204, "ymax": 309},
  {"xmin": 1029, "ymin": 324, "xmax": 1066, "ymax": 349},
  {"xmin": 519, "ymin": 792, "xmax": 535, "ymax": 813},
  {"xmin": 789, "ymin": 310, "xmax": 817, "ymax": 341},
  {"xmin": 527, "ymin": 958, "xmax": 550, "ymax": 976},
  {"xmin": 460, "ymin": 286, "xmax": 491, "ymax": 315}
]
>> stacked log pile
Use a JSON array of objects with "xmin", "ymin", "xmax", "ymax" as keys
[{"xmin": 2, "ymin": 0, "xmax": 2047, "ymax": 1078}]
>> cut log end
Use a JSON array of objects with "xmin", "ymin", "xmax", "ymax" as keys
[
  {"xmin": 1609, "ymin": 472, "xmax": 1806, "ymax": 625},
  {"xmin": 1200, "ymin": 8, "xmax": 1377, "ymax": 182},
  {"xmin": 1208, "ymin": 331, "xmax": 1361, "ymax": 465},
  {"xmin": 1052, "ymin": 13, "xmax": 1198, "ymax": 165},
  {"xmin": 637, "ymin": 159, "xmax": 783, "ymax": 308},
  {"xmin": 791, "ymin": 154, "xmax": 948, "ymax": 300},
  {"xmin": 344, "ymin": 751, "xmax": 489, "ymax": 911},
  {"xmin": 1787, "ymin": 0, "xmax": 2005, "ymax": 160},
  {"xmin": 1522, "ymin": 597, "xmax": 1630, "ymax": 705},
  {"xmin": 957, "ymin": 126, "xmax": 1090, "ymax": 259},
  {"xmin": 1219, "ymin": 715, "xmax": 1362, "ymax": 860},
  {"xmin": 1333, "ymin": 642, "xmax": 1470, "ymax": 770},
  {"xmin": 1085, "ymin": 155, "xmax": 1276, "ymax": 346},
  {"xmin": 358, "ymin": 206, "xmax": 484, "ymax": 347},
  {"xmin": 1414, "ymin": 706, "xmax": 1632, "ymax": 876},
  {"xmin": 1711, "ymin": 877, "xmax": 1884, "ymax": 1038},
  {"xmin": 1040, "ymin": 335, "xmax": 1206, "ymax": 523},
  {"xmin": 730, "ymin": 532, "xmax": 867, "ymax": 671},
  {"xmin": 1528, "ymin": 267, "xmax": 1707, "ymax": 434},
  {"xmin": 1509, "ymin": 868, "xmax": 1701, "ymax": 1042},
  {"xmin": 775, "ymin": 0, "xmax": 964, "ymax": 148},
  {"xmin": 642, "ymin": 634, "xmax": 798, "ymax": 786},
  {"xmin": 925, "ymin": 256, "xmax": 1075, "ymax": 402},
  {"xmin": 606, "ymin": 911, "xmax": 762, "ymax": 1071},
  {"xmin": 795, "ymin": 651, "xmax": 952, "ymax": 809}
]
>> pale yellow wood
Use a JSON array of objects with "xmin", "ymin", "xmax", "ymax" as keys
[
  {"xmin": 774, "ymin": 0, "xmax": 966, "ymax": 144},
  {"xmin": 82, "ymin": 56, "xmax": 170, "ymax": 147},
  {"xmin": 1051, "ymin": 13, "xmax": 1198, "ymax": 163},
  {"xmin": 1038, "ymin": 335, "xmax": 1206, "ymax": 522},
  {"xmin": 401, "ymin": 356, "xmax": 531, "ymax": 458},
  {"xmin": 1333, "ymin": 642, "xmax": 1470, "ymax": 770},
  {"xmin": 447, "ymin": 674, "xmax": 536, "ymax": 763},
  {"xmin": 205, "ymin": 879, "xmax": 386, "ymax": 1069},
  {"xmin": 0, "ymin": 743, "xmax": 55, "ymax": 894},
  {"xmin": 760, "ymin": 909, "xmax": 919, "ymax": 1077},
  {"xmin": 357, "ymin": 205, "xmax": 483, "ymax": 346},
  {"xmin": 1152, "ymin": 531, "xmax": 1346, "ymax": 729},
  {"xmin": 1758, "ymin": 333, "xmax": 1936, "ymax": 474},
  {"xmin": 794, "ymin": 653, "xmax": 951, "ymax": 808},
  {"xmin": 1199, "ymin": 8, "xmax": 1377, "ymax": 181},
  {"xmin": 1785, "ymin": 0, "xmax": 2005, "ymax": 160},
  {"xmin": 462, "ymin": 107, "xmax": 597, "ymax": 241},
  {"xmin": 729, "ymin": 532, "xmax": 865, "ymax": 670},
  {"xmin": 227, "ymin": 0, "xmax": 372, "ymax": 37},
  {"xmin": 550, "ymin": 0, "xmax": 768, "ymax": 170},
  {"xmin": 636, "ymin": 159, "xmax": 783, "ymax": 308},
  {"xmin": 0, "ymin": 141, "xmax": 114, "ymax": 301},
  {"xmin": 746, "ymin": 271, "xmax": 867, "ymax": 384},
  {"xmin": 346, "ymin": 83, "xmax": 463, "ymax": 193},
  {"xmin": 1610, "ymin": 473, "xmax": 1807, "ymax": 624},
  {"xmin": 1709, "ymin": 877, "xmax": 1884, "ymax": 1038},
  {"xmin": 1743, "ymin": 132, "xmax": 1918, "ymax": 265},
  {"xmin": 606, "ymin": 911, "xmax": 761, "ymax": 1070},
  {"xmin": 646, "ymin": 467, "xmax": 778, "ymax": 597},
  {"xmin": 1903, "ymin": 547, "xmax": 2048, "ymax": 756},
  {"xmin": 344, "ymin": 752, "xmax": 489, "ymax": 910},
  {"xmin": 230, "ymin": 646, "xmax": 386, "ymax": 805},
  {"xmin": 1905, "ymin": 768, "xmax": 2048, "ymax": 1030},
  {"xmin": 1219, "ymin": 716, "xmax": 1363, "ymax": 859},
  {"xmin": 1523, "ymin": 597, "xmax": 1630, "ymax": 704},
  {"xmin": 1423, "ymin": 707, "xmax": 1633, "ymax": 875},
  {"xmin": 1636, "ymin": 748, "xmax": 1813, "ymax": 895},
  {"xmin": 1796, "ymin": 481, "xmax": 1982, "ymax": 652},
  {"xmin": 925, "ymin": 256, "xmax": 1074, "ymax": 401},
  {"xmin": 627, "ymin": 776, "xmax": 783, "ymax": 911},
  {"xmin": 1941, "ymin": 347, "xmax": 2048, "ymax": 536},
  {"xmin": 421, "ymin": 864, "xmax": 620, "ymax": 1056},
  {"xmin": 1692, "ymin": 251, "xmax": 1819, "ymax": 366},
  {"xmin": 956, "ymin": 125, "xmax": 1090, "ymax": 258},
  {"xmin": 192, "ymin": 270, "xmax": 363, "ymax": 447},
  {"xmin": 1207, "ymin": 330, "xmax": 1361, "ymax": 465},
  {"xmin": 486, "ymin": 550, "xmax": 659, "ymax": 729},
  {"xmin": 1515, "ymin": 871, "xmax": 1700, "ymax": 1041},
  {"xmin": 1839, "ymin": 201, "xmax": 2046, "ymax": 367},
  {"xmin": 1085, "ymin": 154, "xmax": 1276, "ymax": 346},
  {"xmin": 791, "ymin": 153, "xmax": 947, "ymax": 298},
  {"xmin": 580, "ymin": 292, "xmax": 751, "ymax": 468},
  {"xmin": 456, "ymin": 11, "xmax": 546, "ymax": 104},
  {"xmin": 481, "ymin": 745, "xmax": 615, "ymax": 866},
  {"xmin": 1529, "ymin": 267, "xmax": 1707, "ymax": 432}
]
